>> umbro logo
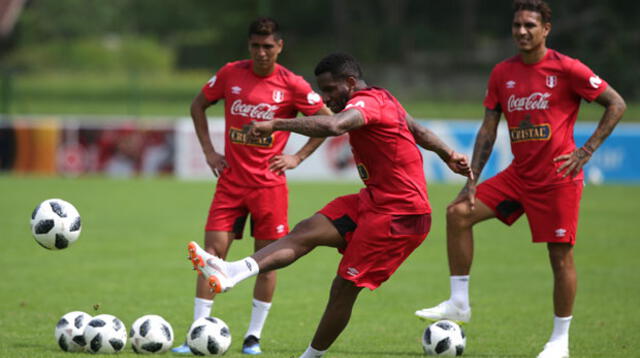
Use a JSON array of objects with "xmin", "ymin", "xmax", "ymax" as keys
[
  {"xmin": 231, "ymin": 86, "xmax": 242, "ymax": 94},
  {"xmin": 346, "ymin": 267, "xmax": 359, "ymax": 276},
  {"xmin": 506, "ymin": 80, "xmax": 516, "ymax": 89},
  {"xmin": 555, "ymin": 228, "xmax": 567, "ymax": 237}
]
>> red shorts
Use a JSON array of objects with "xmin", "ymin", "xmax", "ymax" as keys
[
  {"xmin": 318, "ymin": 194, "xmax": 431, "ymax": 290},
  {"xmin": 205, "ymin": 181, "xmax": 289, "ymax": 240},
  {"xmin": 476, "ymin": 167, "xmax": 583, "ymax": 245}
]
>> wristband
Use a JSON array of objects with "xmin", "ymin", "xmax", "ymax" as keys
[{"xmin": 581, "ymin": 146, "xmax": 593, "ymax": 156}]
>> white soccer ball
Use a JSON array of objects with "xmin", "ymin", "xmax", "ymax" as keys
[
  {"xmin": 130, "ymin": 314, "xmax": 174, "ymax": 354},
  {"xmin": 186, "ymin": 317, "xmax": 231, "ymax": 356},
  {"xmin": 54, "ymin": 311, "xmax": 92, "ymax": 352},
  {"xmin": 83, "ymin": 314, "xmax": 127, "ymax": 354},
  {"xmin": 30, "ymin": 198, "xmax": 82, "ymax": 250},
  {"xmin": 422, "ymin": 320, "xmax": 466, "ymax": 356}
]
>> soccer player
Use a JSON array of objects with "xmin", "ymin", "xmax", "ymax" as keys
[
  {"xmin": 414, "ymin": 1, "xmax": 626, "ymax": 358},
  {"xmin": 186, "ymin": 52, "xmax": 472, "ymax": 358},
  {"xmin": 172, "ymin": 18, "xmax": 332, "ymax": 355}
]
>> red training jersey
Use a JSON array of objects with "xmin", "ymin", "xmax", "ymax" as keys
[
  {"xmin": 201, "ymin": 60, "xmax": 324, "ymax": 187},
  {"xmin": 484, "ymin": 49, "xmax": 607, "ymax": 187},
  {"xmin": 343, "ymin": 87, "xmax": 430, "ymax": 215}
]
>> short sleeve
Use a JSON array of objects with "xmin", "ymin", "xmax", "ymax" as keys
[
  {"xmin": 568, "ymin": 59, "xmax": 608, "ymax": 102},
  {"xmin": 290, "ymin": 75, "xmax": 324, "ymax": 116},
  {"xmin": 201, "ymin": 64, "xmax": 230, "ymax": 103},
  {"xmin": 342, "ymin": 92, "xmax": 381, "ymax": 125},
  {"xmin": 483, "ymin": 65, "xmax": 501, "ymax": 110}
]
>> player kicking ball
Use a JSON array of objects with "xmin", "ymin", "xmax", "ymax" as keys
[
  {"xmin": 415, "ymin": 1, "xmax": 626, "ymax": 358},
  {"xmin": 187, "ymin": 52, "xmax": 473, "ymax": 358}
]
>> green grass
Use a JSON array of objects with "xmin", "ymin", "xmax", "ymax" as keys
[
  {"xmin": 0, "ymin": 177, "xmax": 639, "ymax": 357},
  {"xmin": 3, "ymin": 71, "xmax": 640, "ymax": 121}
]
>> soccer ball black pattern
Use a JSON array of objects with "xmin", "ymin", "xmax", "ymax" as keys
[
  {"xmin": 422, "ymin": 320, "xmax": 466, "ymax": 356},
  {"xmin": 30, "ymin": 198, "xmax": 82, "ymax": 250},
  {"xmin": 83, "ymin": 314, "xmax": 127, "ymax": 354},
  {"xmin": 186, "ymin": 317, "xmax": 231, "ymax": 356},
  {"xmin": 130, "ymin": 314, "xmax": 174, "ymax": 354},
  {"xmin": 54, "ymin": 311, "xmax": 92, "ymax": 352}
]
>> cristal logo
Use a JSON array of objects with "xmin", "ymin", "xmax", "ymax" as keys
[
  {"xmin": 230, "ymin": 99, "xmax": 278, "ymax": 120},
  {"xmin": 507, "ymin": 92, "xmax": 551, "ymax": 112}
]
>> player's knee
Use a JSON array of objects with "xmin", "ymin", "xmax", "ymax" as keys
[
  {"xmin": 446, "ymin": 202, "xmax": 472, "ymax": 228},
  {"xmin": 547, "ymin": 244, "xmax": 574, "ymax": 271}
]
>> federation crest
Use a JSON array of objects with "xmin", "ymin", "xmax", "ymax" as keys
[
  {"xmin": 546, "ymin": 75, "xmax": 557, "ymax": 89},
  {"xmin": 272, "ymin": 90, "xmax": 284, "ymax": 103}
]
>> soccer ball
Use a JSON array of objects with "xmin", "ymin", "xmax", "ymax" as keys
[
  {"xmin": 130, "ymin": 314, "xmax": 174, "ymax": 354},
  {"xmin": 186, "ymin": 317, "xmax": 231, "ymax": 356},
  {"xmin": 83, "ymin": 314, "xmax": 127, "ymax": 354},
  {"xmin": 422, "ymin": 320, "xmax": 466, "ymax": 356},
  {"xmin": 54, "ymin": 311, "xmax": 92, "ymax": 352},
  {"xmin": 30, "ymin": 198, "xmax": 82, "ymax": 250}
]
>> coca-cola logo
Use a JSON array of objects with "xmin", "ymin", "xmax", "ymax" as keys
[
  {"xmin": 230, "ymin": 99, "xmax": 278, "ymax": 120},
  {"xmin": 507, "ymin": 92, "xmax": 551, "ymax": 112}
]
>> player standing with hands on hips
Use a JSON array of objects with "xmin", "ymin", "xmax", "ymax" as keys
[
  {"xmin": 415, "ymin": 1, "xmax": 626, "ymax": 358},
  {"xmin": 172, "ymin": 17, "xmax": 332, "ymax": 355},
  {"xmin": 186, "ymin": 53, "xmax": 472, "ymax": 358}
]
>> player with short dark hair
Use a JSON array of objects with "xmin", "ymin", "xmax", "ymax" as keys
[
  {"xmin": 415, "ymin": 1, "xmax": 626, "ymax": 357},
  {"xmin": 172, "ymin": 17, "xmax": 332, "ymax": 355},
  {"xmin": 186, "ymin": 52, "xmax": 472, "ymax": 358}
]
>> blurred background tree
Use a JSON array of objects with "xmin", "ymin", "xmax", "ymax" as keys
[{"xmin": 0, "ymin": 0, "xmax": 638, "ymax": 117}]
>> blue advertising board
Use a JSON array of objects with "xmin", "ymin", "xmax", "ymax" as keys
[{"xmin": 419, "ymin": 120, "xmax": 639, "ymax": 184}]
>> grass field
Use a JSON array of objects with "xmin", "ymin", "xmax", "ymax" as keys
[{"xmin": 0, "ymin": 177, "xmax": 639, "ymax": 357}]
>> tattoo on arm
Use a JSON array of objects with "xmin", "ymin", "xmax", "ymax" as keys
[
  {"xmin": 585, "ymin": 86, "xmax": 626, "ymax": 152},
  {"xmin": 470, "ymin": 108, "xmax": 501, "ymax": 180},
  {"xmin": 273, "ymin": 110, "xmax": 364, "ymax": 137}
]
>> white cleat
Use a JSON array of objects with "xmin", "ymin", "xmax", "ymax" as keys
[
  {"xmin": 536, "ymin": 342, "xmax": 569, "ymax": 358},
  {"xmin": 415, "ymin": 300, "xmax": 471, "ymax": 324},
  {"xmin": 187, "ymin": 241, "xmax": 234, "ymax": 293}
]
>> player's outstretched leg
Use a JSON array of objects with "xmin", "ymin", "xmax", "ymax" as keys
[{"xmin": 188, "ymin": 241, "xmax": 236, "ymax": 293}]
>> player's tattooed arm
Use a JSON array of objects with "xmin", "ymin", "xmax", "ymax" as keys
[
  {"xmin": 405, "ymin": 113, "xmax": 472, "ymax": 178},
  {"xmin": 586, "ymin": 86, "xmax": 626, "ymax": 151},
  {"xmin": 268, "ymin": 106, "xmax": 334, "ymax": 173},
  {"xmin": 450, "ymin": 107, "xmax": 501, "ymax": 209},
  {"xmin": 247, "ymin": 109, "xmax": 365, "ymax": 138},
  {"xmin": 469, "ymin": 108, "xmax": 501, "ymax": 183},
  {"xmin": 554, "ymin": 86, "xmax": 626, "ymax": 178}
]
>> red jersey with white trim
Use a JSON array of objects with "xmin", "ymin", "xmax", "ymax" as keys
[
  {"xmin": 202, "ymin": 60, "xmax": 324, "ymax": 187},
  {"xmin": 343, "ymin": 87, "xmax": 430, "ymax": 215},
  {"xmin": 484, "ymin": 49, "xmax": 607, "ymax": 187}
]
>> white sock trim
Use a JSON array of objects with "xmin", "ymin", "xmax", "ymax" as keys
[
  {"xmin": 549, "ymin": 315, "xmax": 572, "ymax": 344},
  {"xmin": 228, "ymin": 256, "xmax": 260, "ymax": 284},
  {"xmin": 450, "ymin": 275, "xmax": 470, "ymax": 309},
  {"xmin": 299, "ymin": 345, "xmax": 327, "ymax": 358},
  {"xmin": 244, "ymin": 298, "xmax": 272, "ymax": 339},
  {"xmin": 193, "ymin": 297, "xmax": 213, "ymax": 321}
]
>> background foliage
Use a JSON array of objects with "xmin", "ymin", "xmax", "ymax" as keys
[{"xmin": 0, "ymin": 0, "xmax": 638, "ymax": 117}]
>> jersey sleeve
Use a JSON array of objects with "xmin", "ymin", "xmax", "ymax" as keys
[
  {"xmin": 290, "ymin": 75, "xmax": 324, "ymax": 116},
  {"xmin": 201, "ymin": 64, "xmax": 230, "ymax": 103},
  {"xmin": 568, "ymin": 59, "xmax": 608, "ymax": 102},
  {"xmin": 342, "ymin": 92, "xmax": 381, "ymax": 125},
  {"xmin": 483, "ymin": 65, "xmax": 501, "ymax": 111}
]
